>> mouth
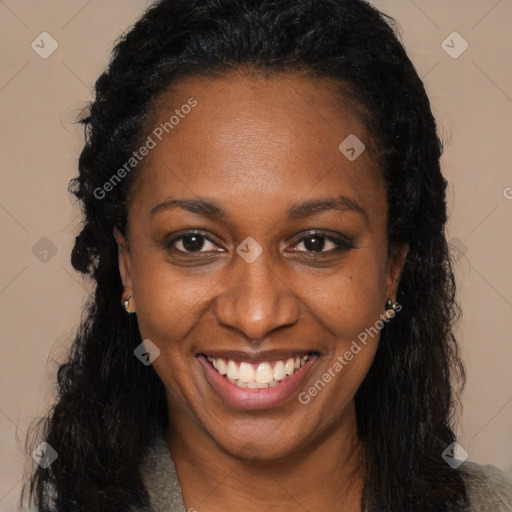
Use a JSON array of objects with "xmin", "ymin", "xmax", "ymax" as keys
[
  {"xmin": 202, "ymin": 354, "xmax": 313, "ymax": 389},
  {"xmin": 196, "ymin": 350, "xmax": 320, "ymax": 410}
]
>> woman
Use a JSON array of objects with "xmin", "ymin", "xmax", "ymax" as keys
[{"xmin": 23, "ymin": 0, "xmax": 512, "ymax": 511}]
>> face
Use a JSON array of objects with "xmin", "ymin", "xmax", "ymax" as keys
[{"xmin": 114, "ymin": 71, "xmax": 407, "ymax": 460}]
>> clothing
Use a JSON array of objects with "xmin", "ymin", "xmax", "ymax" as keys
[
  {"xmin": 140, "ymin": 430, "xmax": 512, "ymax": 512},
  {"xmin": 140, "ymin": 432, "xmax": 186, "ymax": 512}
]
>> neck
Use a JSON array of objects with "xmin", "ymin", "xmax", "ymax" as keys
[{"xmin": 165, "ymin": 401, "xmax": 365, "ymax": 512}]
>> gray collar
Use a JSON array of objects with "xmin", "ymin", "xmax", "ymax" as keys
[
  {"xmin": 140, "ymin": 430, "xmax": 512, "ymax": 512},
  {"xmin": 140, "ymin": 430, "xmax": 187, "ymax": 512}
]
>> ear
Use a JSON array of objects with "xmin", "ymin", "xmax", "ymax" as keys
[
  {"xmin": 113, "ymin": 226, "xmax": 135, "ymax": 310},
  {"xmin": 385, "ymin": 243, "xmax": 409, "ymax": 305}
]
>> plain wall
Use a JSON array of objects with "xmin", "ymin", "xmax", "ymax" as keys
[{"xmin": 0, "ymin": 0, "xmax": 511, "ymax": 509}]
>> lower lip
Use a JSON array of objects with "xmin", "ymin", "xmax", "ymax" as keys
[{"xmin": 198, "ymin": 355, "xmax": 317, "ymax": 410}]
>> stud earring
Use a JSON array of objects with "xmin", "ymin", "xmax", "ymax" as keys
[
  {"xmin": 123, "ymin": 294, "xmax": 134, "ymax": 314},
  {"xmin": 385, "ymin": 298, "xmax": 399, "ymax": 311}
]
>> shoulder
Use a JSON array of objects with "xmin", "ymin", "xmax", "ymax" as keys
[
  {"xmin": 139, "ymin": 430, "xmax": 187, "ymax": 512},
  {"xmin": 138, "ymin": 435, "xmax": 512, "ymax": 512},
  {"xmin": 458, "ymin": 460, "xmax": 512, "ymax": 512}
]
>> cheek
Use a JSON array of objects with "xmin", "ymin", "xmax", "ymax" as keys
[
  {"xmin": 129, "ymin": 249, "xmax": 223, "ymax": 346},
  {"xmin": 304, "ymin": 254, "xmax": 387, "ymax": 341},
  {"xmin": 298, "ymin": 265, "xmax": 384, "ymax": 413},
  {"xmin": 300, "ymin": 346, "xmax": 376, "ymax": 419}
]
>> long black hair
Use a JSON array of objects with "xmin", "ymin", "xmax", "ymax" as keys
[{"xmin": 23, "ymin": 1, "xmax": 467, "ymax": 510}]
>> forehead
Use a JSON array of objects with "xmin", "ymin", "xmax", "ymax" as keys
[{"xmin": 128, "ymin": 71, "xmax": 385, "ymax": 221}]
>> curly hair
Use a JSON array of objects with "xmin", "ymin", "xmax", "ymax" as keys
[{"xmin": 22, "ymin": 0, "xmax": 467, "ymax": 510}]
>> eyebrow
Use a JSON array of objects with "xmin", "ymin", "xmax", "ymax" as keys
[
  {"xmin": 150, "ymin": 198, "xmax": 226, "ymax": 219},
  {"xmin": 149, "ymin": 195, "xmax": 368, "ymax": 224},
  {"xmin": 287, "ymin": 196, "xmax": 368, "ymax": 224}
]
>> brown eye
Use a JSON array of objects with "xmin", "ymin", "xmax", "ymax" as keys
[
  {"xmin": 299, "ymin": 235, "xmax": 331, "ymax": 252},
  {"xmin": 291, "ymin": 231, "xmax": 354, "ymax": 254},
  {"xmin": 165, "ymin": 231, "xmax": 223, "ymax": 254},
  {"xmin": 179, "ymin": 234, "xmax": 207, "ymax": 252}
]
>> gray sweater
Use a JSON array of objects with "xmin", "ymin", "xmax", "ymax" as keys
[{"xmin": 139, "ymin": 432, "xmax": 512, "ymax": 512}]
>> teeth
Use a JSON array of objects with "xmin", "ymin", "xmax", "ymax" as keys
[
  {"xmin": 255, "ymin": 362, "xmax": 273, "ymax": 384},
  {"xmin": 206, "ymin": 354, "xmax": 312, "ymax": 388},
  {"xmin": 217, "ymin": 358, "xmax": 227, "ymax": 375},
  {"xmin": 226, "ymin": 360, "xmax": 239, "ymax": 380},
  {"xmin": 238, "ymin": 362, "xmax": 255, "ymax": 383},
  {"xmin": 273, "ymin": 360, "xmax": 286, "ymax": 380}
]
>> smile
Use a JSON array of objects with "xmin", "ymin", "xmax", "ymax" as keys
[
  {"xmin": 197, "ymin": 351, "xmax": 319, "ymax": 410},
  {"xmin": 205, "ymin": 355, "xmax": 311, "ymax": 389}
]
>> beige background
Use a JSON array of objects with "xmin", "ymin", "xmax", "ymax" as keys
[{"xmin": 1, "ymin": 0, "xmax": 511, "ymax": 509}]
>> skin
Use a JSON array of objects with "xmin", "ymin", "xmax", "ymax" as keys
[{"xmin": 114, "ymin": 70, "xmax": 408, "ymax": 512}]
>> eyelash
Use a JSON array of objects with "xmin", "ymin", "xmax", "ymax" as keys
[{"xmin": 163, "ymin": 229, "xmax": 355, "ymax": 256}]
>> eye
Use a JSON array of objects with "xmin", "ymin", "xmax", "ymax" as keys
[
  {"xmin": 165, "ymin": 231, "xmax": 223, "ymax": 254},
  {"xmin": 290, "ymin": 231, "xmax": 353, "ymax": 254},
  {"xmin": 163, "ymin": 229, "xmax": 354, "ymax": 257}
]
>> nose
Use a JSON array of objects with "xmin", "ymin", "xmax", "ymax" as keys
[{"xmin": 213, "ymin": 251, "xmax": 300, "ymax": 341}]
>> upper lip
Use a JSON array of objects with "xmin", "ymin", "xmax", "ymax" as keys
[{"xmin": 197, "ymin": 349, "xmax": 319, "ymax": 362}]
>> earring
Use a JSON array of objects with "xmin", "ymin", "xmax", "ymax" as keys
[
  {"xmin": 123, "ymin": 294, "xmax": 134, "ymax": 314},
  {"xmin": 385, "ymin": 298, "xmax": 399, "ymax": 311}
]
